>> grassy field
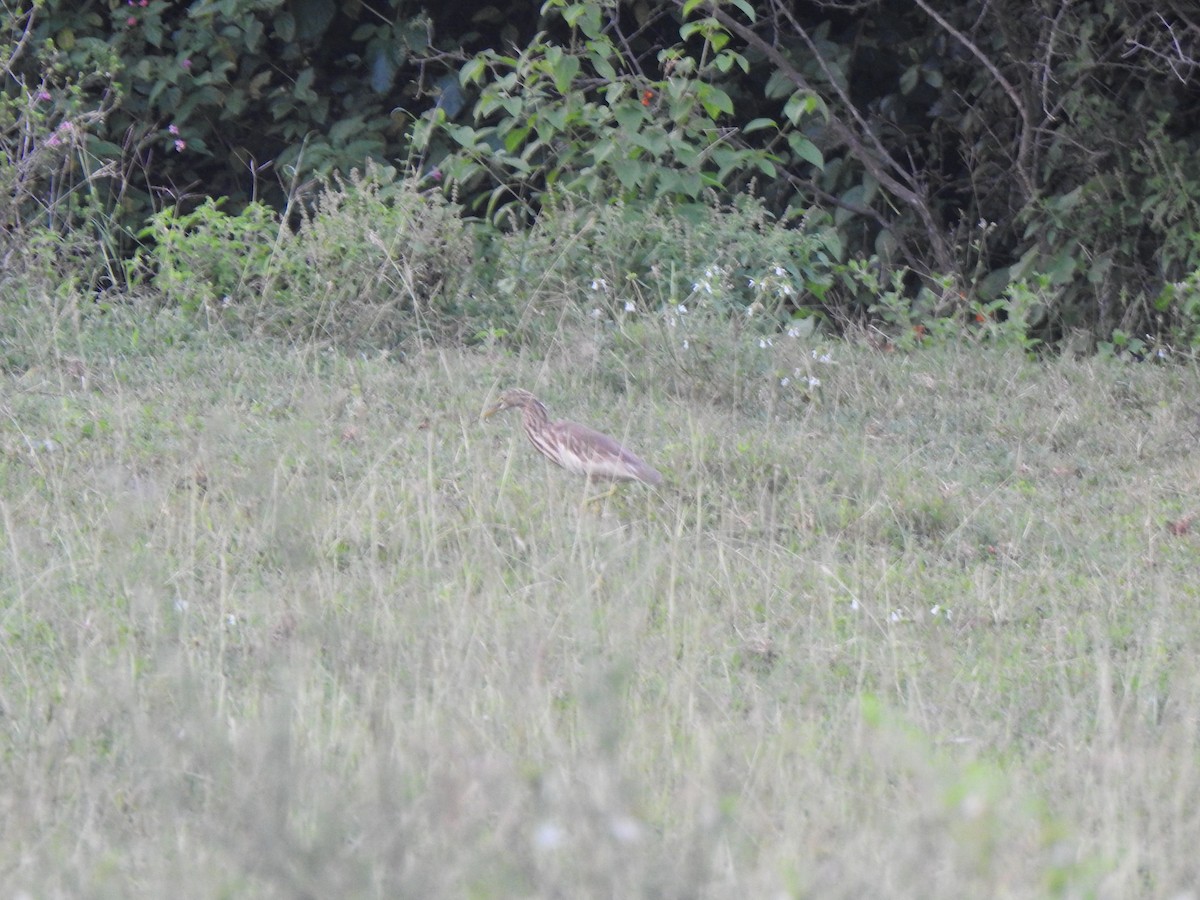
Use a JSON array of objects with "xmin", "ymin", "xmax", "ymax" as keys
[{"xmin": 2, "ymin": 304, "xmax": 1200, "ymax": 897}]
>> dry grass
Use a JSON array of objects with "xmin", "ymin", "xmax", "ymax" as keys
[{"xmin": 3, "ymin": 309, "xmax": 1200, "ymax": 897}]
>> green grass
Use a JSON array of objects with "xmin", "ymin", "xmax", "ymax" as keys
[{"xmin": 3, "ymin": 306, "xmax": 1200, "ymax": 897}]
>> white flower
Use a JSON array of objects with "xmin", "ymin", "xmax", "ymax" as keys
[
  {"xmin": 812, "ymin": 350, "xmax": 832, "ymax": 363},
  {"xmin": 748, "ymin": 277, "xmax": 758, "ymax": 289},
  {"xmin": 590, "ymin": 278, "xmax": 608, "ymax": 291},
  {"xmin": 590, "ymin": 308, "xmax": 602, "ymax": 319},
  {"xmin": 677, "ymin": 303, "xmax": 688, "ymax": 314},
  {"xmin": 787, "ymin": 326, "xmax": 801, "ymax": 338},
  {"xmin": 609, "ymin": 815, "xmax": 644, "ymax": 844},
  {"xmin": 682, "ymin": 339, "xmax": 689, "ymax": 349},
  {"xmin": 758, "ymin": 338, "xmax": 771, "ymax": 348},
  {"xmin": 780, "ymin": 377, "xmax": 790, "ymax": 387},
  {"xmin": 807, "ymin": 376, "xmax": 821, "ymax": 388},
  {"xmin": 773, "ymin": 265, "xmax": 786, "ymax": 276},
  {"xmin": 534, "ymin": 821, "xmax": 565, "ymax": 851},
  {"xmin": 624, "ymin": 300, "xmax": 636, "ymax": 312},
  {"xmin": 780, "ymin": 283, "xmax": 794, "ymax": 296}
]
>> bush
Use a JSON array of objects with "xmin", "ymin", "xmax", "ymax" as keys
[
  {"xmin": 415, "ymin": 0, "xmax": 813, "ymax": 226},
  {"xmin": 483, "ymin": 191, "xmax": 840, "ymax": 332},
  {"xmin": 139, "ymin": 164, "xmax": 473, "ymax": 347},
  {"xmin": 0, "ymin": 6, "xmax": 124, "ymax": 292},
  {"xmin": 23, "ymin": 0, "xmax": 436, "ymax": 232}
]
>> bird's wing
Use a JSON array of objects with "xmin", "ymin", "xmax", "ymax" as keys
[{"xmin": 554, "ymin": 420, "xmax": 662, "ymax": 484}]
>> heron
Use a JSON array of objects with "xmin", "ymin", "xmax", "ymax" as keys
[{"xmin": 482, "ymin": 388, "xmax": 663, "ymax": 487}]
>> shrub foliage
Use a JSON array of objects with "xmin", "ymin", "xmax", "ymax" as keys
[{"xmin": 4, "ymin": 0, "xmax": 1200, "ymax": 347}]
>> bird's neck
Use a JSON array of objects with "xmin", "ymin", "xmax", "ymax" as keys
[{"xmin": 521, "ymin": 399, "xmax": 551, "ymax": 430}]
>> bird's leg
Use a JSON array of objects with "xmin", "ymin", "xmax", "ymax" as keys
[{"xmin": 582, "ymin": 478, "xmax": 619, "ymax": 507}]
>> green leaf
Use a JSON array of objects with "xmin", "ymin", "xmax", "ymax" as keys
[
  {"xmin": 899, "ymin": 65, "xmax": 919, "ymax": 95},
  {"xmin": 764, "ymin": 70, "xmax": 794, "ymax": 100},
  {"xmin": 729, "ymin": 0, "xmax": 756, "ymax": 21},
  {"xmin": 698, "ymin": 84, "xmax": 733, "ymax": 119},
  {"xmin": 541, "ymin": 104, "xmax": 569, "ymax": 131},
  {"xmin": 446, "ymin": 123, "xmax": 480, "ymax": 149},
  {"xmin": 587, "ymin": 43, "xmax": 617, "ymax": 82},
  {"xmin": 504, "ymin": 125, "xmax": 531, "ymax": 153},
  {"xmin": 550, "ymin": 53, "xmax": 580, "ymax": 95},
  {"xmin": 743, "ymin": 117, "xmax": 776, "ymax": 134},
  {"xmin": 861, "ymin": 171, "xmax": 878, "ymax": 204},
  {"xmin": 834, "ymin": 184, "xmax": 865, "ymax": 226},
  {"xmin": 673, "ymin": 143, "xmax": 699, "ymax": 167},
  {"xmin": 1046, "ymin": 249, "xmax": 1078, "ymax": 285},
  {"xmin": 786, "ymin": 134, "xmax": 824, "ymax": 168},
  {"xmin": 657, "ymin": 170, "xmax": 703, "ymax": 200},
  {"xmin": 633, "ymin": 128, "xmax": 669, "ymax": 156},
  {"xmin": 612, "ymin": 156, "xmax": 645, "ymax": 189},
  {"xmin": 291, "ymin": 0, "xmax": 336, "ymax": 41},
  {"xmin": 710, "ymin": 146, "xmax": 740, "ymax": 177},
  {"xmin": 85, "ymin": 138, "xmax": 124, "ymax": 158},
  {"xmin": 782, "ymin": 90, "xmax": 817, "ymax": 126},
  {"xmin": 560, "ymin": 2, "xmax": 603, "ymax": 39},
  {"xmin": 976, "ymin": 266, "xmax": 1012, "ymax": 300},
  {"xmin": 820, "ymin": 230, "xmax": 844, "ymax": 261},
  {"xmin": 472, "ymin": 6, "xmax": 504, "ymax": 24},
  {"xmin": 1046, "ymin": 185, "xmax": 1084, "ymax": 212},
  {"xmin": 681, "ymin": 0, "xmax": 707, "ymax": 17},
  {"xmin": 274, "ymin": 12, "xmax": 295, "ymax": 42},
  {"xmin": 614, "ymin": 102, "xmax": 647, "ymax": 132},
  {"xmin": 460, "ymin": 57, "xmax": 486, "ymax": 86}
]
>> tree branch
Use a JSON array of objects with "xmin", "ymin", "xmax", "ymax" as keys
[{"xmin": 697, "ymin": 1, "xmax": 958, "ymax": 277}]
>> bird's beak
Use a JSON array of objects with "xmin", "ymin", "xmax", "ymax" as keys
[{"xmin": 481, "ymin": 400, "xmax": 504, "ymax": 420}]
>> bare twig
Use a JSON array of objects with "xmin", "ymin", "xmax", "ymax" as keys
[
  {"xmin": 1, "ymin": 2, "xmax": 37, "ymax": 76},
  {"xmin": 910, "ymin": 0, "xmax": 1035, "ymax": 202},
  {"xmin": 697, "ymin": 2, "xmax": 958, "ymax": 278},
  {"xmin": 1123, "ymin": 13, "xmax": 1200, "ymax": 83}
]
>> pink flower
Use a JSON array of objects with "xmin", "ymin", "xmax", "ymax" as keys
[
  {"xmin": 168, "ymin": 123, "xmax": 179, "ymax": 135},
  {"xmin": 181, "ymin": 59, "xmax": 192, "ymax": 70},
  {"xmin": 126, "ymin": 15, "xmax": 137, "ymax": 25},
  {"xmin": 173, "ymin": 139, "xmax": 186, "ymax": 152},
  {"xmin": 139, "ymin": 0, "xmax": 148, "ymax": 5},
  {"xmin": 36, "ymin": 89, "xmax": 51, "ymax": 102}
]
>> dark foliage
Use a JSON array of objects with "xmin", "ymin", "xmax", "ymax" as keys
[{"xmin": 7, "ymin": 0, "xmax": 1200, "ymax": 346}]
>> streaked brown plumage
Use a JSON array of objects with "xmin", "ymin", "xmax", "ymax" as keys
[{"xmin": 482, "ymin": 388, "xmax": 663, "ymax": 485}]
